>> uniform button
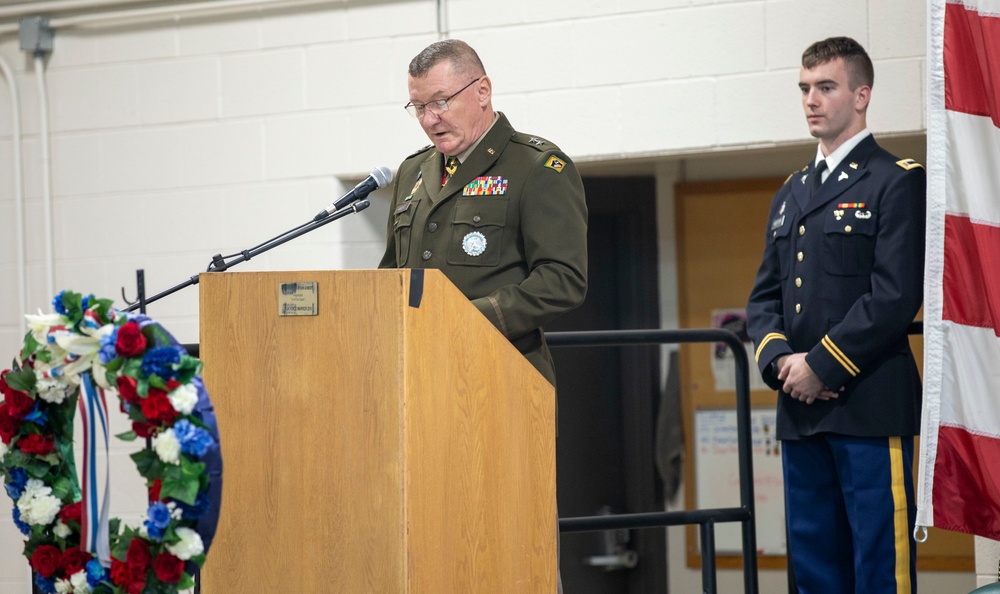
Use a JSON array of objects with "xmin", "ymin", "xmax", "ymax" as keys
[
  {"xmin": 797, "ymin": 252, "xmax": 804, "ymax": 262},
  {"xmin": 473, "ymin": 215, "xmax": 482, "ymax": 223},
  {"xmin": 799, "ymin": 225, "xmax": 806, "ymax": 236},
  {"xmin": 795, "ymin": 278, "xmax": 802, "ymax": 288},
  {"xmin": 422, "ymin": 250, "xmax": 432, "ymax": 261},
  {"xmin": 845, "ymin": 225, "xmax": 852, "ymax": 233},
  {"xmin": 428, "ymin": 222, "xmax": 438, "ymax": 232},
  {"xmin": 773, "ymin": 230, "xmax": 777, "ymax": 237},
  {"xmin": 795, "ymin": 303, "xmax": 801, "ymax": 313}
]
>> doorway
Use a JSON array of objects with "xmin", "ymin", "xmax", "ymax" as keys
[{"xmin": 548, "ymin": 176, "xmax": 667, "ymax": 593}]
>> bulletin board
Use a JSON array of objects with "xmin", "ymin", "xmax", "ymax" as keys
[{"xmin": 675, "ymin": 178, "xmax": 973, "ymax": 571}]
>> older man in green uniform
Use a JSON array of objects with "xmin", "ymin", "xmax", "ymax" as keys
[{"xmin": 379, "ymin": 39, "xmax": 588, "ymax": 386}]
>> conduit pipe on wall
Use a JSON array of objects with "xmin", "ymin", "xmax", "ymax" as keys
[
  {"xmin": 0, "ymin": 53, "xmax": 27, "ymax": 336},
  {"xmin": 46, "ymin": 0, "xmax": 337, "ymax": 30},
  {"xmin": 35, "ymin": 53, "xmax": 55, "ymax": 301},
  {"xmin": 0, "ymin": 0, "xmax": 165, "ymax": 20}
]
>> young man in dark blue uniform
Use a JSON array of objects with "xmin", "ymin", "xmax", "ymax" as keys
[{"xmin": 747, "ymin": 37, "xmax": 925, "ymax": 593}]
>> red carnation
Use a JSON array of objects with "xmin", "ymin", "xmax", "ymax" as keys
[
  {"xmin": 110, "ymin": 557, "xmax": 129, "ymax": 585},
  {"xmin": 139, "ymin": 388, "xmax": 177, "ymax": 425},
  {"xmin": 153, "ymin": 552, "xmax": 185, "ymax": 584},
  {"xmin": 30, "ymin": 545, "xmax": 63, "ymax": 578},
  {"xmin": 132, "ymin": 421, "xmax": 158, "ymax": 439},
  {"xmin": 0, "ymin": 403, "xmax": 21, "ymax": 444},
  {"xmin": 3, "ymin": 387, "xmax": 35, "ymax": 419},
  {"xmin": 61, "ymin": 548, "xmax": 92, "ymax": 576},
  {"xmin": 115, "ymin": 322, "xmax": 147, "ymax": 358},
  {"xmin": 116, "ymin": 375, "xmax": 140, "ymax": 404},
  {"xmin": 18, "ymin": 433, "xmax": 55, "ymax": 456},
  {"xmin": 149, "ymin": 479, "xmax": 162, "ymax": 502},
  {"xmin": 59, "ymin": 501, "xmax": 82, "ymax": 524},
  {"xmin": 125, "ymin": 538, "xmax": 151, "ymax": 580},
  {"xmin": 126, "ymin": 579, "xmax": 147, "ymax": 594}
]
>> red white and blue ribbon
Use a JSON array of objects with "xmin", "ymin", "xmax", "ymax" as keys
[{"xmin": 78, "ymin": 371, "xmax": 112, "ymax": 566}]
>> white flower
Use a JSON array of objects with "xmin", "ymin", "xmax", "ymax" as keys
[
  {"xmin": 153, "ymin": 429, "xmax": 181, "ymax": 465},
  {"xmin": 54, "ymin": 577, "xmax": 73, "ymax": 593},
  {"xmin": 21, "ymin": 478, "xmax": 49, "ymax": 499},
  {"xmin": 53, "ymin": 519, "xmax": 72, "ymax": 539},
  {"xmin": 168, "ymin": 382, "xmax": 199, "ymax": 415},
  {"xmin": 17, "ymin": 479, "xmax": 61, "ymax": 526},
  {"xmin": 70, "ymin": 571, "xmax": 91, "ymax": 593},
  {"xmin": 166, "ymin": 527, "xmax": 205, "ymax": 560},
  {"xmin": 36, "ymin": 375, "xmax": 71, "ymax": 404}
]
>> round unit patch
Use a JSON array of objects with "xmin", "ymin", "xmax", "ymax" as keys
[{"xmin": 462, "ymin": 231, "xmax": 488, "ymax": 256}]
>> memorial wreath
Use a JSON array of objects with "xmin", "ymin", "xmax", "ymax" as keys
[{"xmin": 1, "ymin": 291, "xmax": 222, "ymax": 594}]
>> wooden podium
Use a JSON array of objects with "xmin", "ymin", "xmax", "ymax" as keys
[{"xmin": 198, "ymin": 269, "xmax": 557, "ymax": 593}]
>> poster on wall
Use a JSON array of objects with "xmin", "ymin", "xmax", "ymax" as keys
[
  {"xmin": 711, "ymin": 308, "xmax": 768, "ymax": 392},
  {"xmin": 695, "ymin": 408, "xmax": 786, "ymax": 555}
]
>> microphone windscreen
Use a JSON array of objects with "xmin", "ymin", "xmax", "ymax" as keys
[{"xmin": 372, "ymin": 166, "xmax": 393, "ymax": 189}]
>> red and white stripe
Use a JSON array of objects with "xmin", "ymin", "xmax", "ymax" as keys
[{"xmin": 918, "ymin": 0, "xmax": 1000, "ymax": 539}]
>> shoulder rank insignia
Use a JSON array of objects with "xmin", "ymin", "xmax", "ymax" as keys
[
  {"xmin": 528, "ymin": 137, "xmax": 546, "ymax": 146},
  {"xmin": 544, "ymin": 155, "xmax": 565, "ymax": 173},
  {"xmin": 896, "ymin": 158, "xmax": 924, "ymax": 170}
]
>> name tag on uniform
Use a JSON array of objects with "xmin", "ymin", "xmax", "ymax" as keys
[{"xmin": 463, "ymin": 176, "xmax": 508, "ymax": 196}]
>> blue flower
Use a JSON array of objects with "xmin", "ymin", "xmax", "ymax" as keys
[
  {"xmin": 145, "ymin": 501, "xmax": 172, "ymax": 541},
  {"xmin": 174, "ymin": 490, "xmax": 210, "ymax": 521},
  {"xmin": 34, "ymin": 573, "xmax": 56, "ymax": 594},
  {"xmin": 98, "ymin": 326, "xmax": 119, "ymax": 365},
  {"xmin": 173, "ymin": 419, "xmax": 215, "ymax": 458},
  {"xmin": 81, "ymin": 295, "xmax": 91, "ymax": 310},
  {"xmin": 141, "ymin": 346, "xmax": 181, "ymax": 380},
  {"xmin": 5, "ymin": 467, "xmax": 28, "ymax": 499},
  {"xmin": 12, "ymin": 506, "xmax": 31, "ymax": 535},
  {"xmin": 85, "ymin": 558, "xmax": 108, "ymax": 587},
  {"xmin": 24, "ymin": 403, "xmax": 48, "ymax": 426},
  {"xmin": 52, "ymin": 291, "xmax": 68, "ymax": 315}
]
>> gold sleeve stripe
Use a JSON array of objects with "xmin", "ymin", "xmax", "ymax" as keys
[
  {"xmin": 889, "ymin": 437, "xmax": 913, "ymax": 593},
  {"xmin": 754, "ymin": 332, "xmax": 788, "ymax": 362},
  {"xmin": 822, "ymin": 335, "xmax": 860, "ymax": 376}
]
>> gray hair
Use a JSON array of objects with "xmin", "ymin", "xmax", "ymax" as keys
[{"xmin": 408, "ymin": 39, "xmax": 486, "ymax": 78}]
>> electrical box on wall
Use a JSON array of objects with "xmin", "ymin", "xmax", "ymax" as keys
[{"xmin": 19, "ymin": 16, "xmax": 53, "ymax": 53}]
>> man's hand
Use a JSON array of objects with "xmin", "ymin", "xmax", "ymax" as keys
[{"xmin": 776, "ymin": 353, "xmax": 840, "ymax": 404}]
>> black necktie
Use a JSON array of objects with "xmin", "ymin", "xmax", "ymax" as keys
[{"xmin": 811, "ymin": 160, "xmax": 828, "ymax": 195}]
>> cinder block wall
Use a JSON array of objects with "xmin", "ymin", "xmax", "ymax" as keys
[{"xmin": 0, "ymin": 1, "xmax": 934, "ymax": 592}]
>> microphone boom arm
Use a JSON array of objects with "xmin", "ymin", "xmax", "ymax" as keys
[{"xmin": 124, "ymin": 199, "xmax": 371, "ymax": 312}]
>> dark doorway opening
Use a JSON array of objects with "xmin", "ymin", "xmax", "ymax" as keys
[{"xmin": 549, "ymin": 176, "xmax": 666, "ymax": 593}]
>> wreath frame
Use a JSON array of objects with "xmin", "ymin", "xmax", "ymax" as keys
[{"xmin": 1, "ymin": 291, "xmax": 222, "ymax": 594}]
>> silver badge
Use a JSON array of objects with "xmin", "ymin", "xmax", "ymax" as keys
[
  {"xmin": 855, "ymin": 210, "xmax": 872, "ymax": 219},
  {"xmin": 462, "ymin": 231, "xmax": 487, "ymax": 256}
]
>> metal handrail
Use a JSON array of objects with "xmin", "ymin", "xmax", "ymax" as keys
[{"xmin": 547, "ymin": 328, "xmax": 758, "ymax": 594}]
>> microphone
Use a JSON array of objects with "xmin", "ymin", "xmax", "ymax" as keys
[{"xmin": 314, "ymin": 166, "xmax": 393, "ymax": 221}]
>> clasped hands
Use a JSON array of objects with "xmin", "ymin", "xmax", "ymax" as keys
[{"xmin": 776, "ymin": 353, "xmax": 842, "ymax": 404}]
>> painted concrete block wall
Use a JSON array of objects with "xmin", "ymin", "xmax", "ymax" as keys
[{"xmin": 0, "ymin": 0, "xmax": 927, "ymax": 591}]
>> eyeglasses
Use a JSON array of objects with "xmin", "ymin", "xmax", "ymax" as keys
[{"xmin": 404, "ymin": 77, "xmax": 481, "ymax": 118}]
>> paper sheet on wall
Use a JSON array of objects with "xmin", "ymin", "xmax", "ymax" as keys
[
  {"xmin": 711, "ymin": 308, "xmax": 768, "ymax": 392},
  {"xmin": 695, "ymin": 408, "xmax": 786, "ymax": 555}
]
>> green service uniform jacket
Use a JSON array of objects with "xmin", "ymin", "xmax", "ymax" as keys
[{"xmin": 378, "ymin": 112, "xmax": 588, "ymax": 385}]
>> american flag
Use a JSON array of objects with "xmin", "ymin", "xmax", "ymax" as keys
[{"xmin": 917, "ymin": 0, "xmax": 1000, "ymax": 539}]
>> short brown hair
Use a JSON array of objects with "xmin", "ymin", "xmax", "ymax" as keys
[
  {"xmin": 802, "ymin": 36, "xmax": 874, "ymax": 90},
  {"xmin": 408, "ymin": 39, "xmax": 486, "ymax": 78}
]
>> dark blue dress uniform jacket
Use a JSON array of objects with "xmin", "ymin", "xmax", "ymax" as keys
[{"xmin": 746, "ymin": 135, "xmax": 926, "ymax": 440}]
